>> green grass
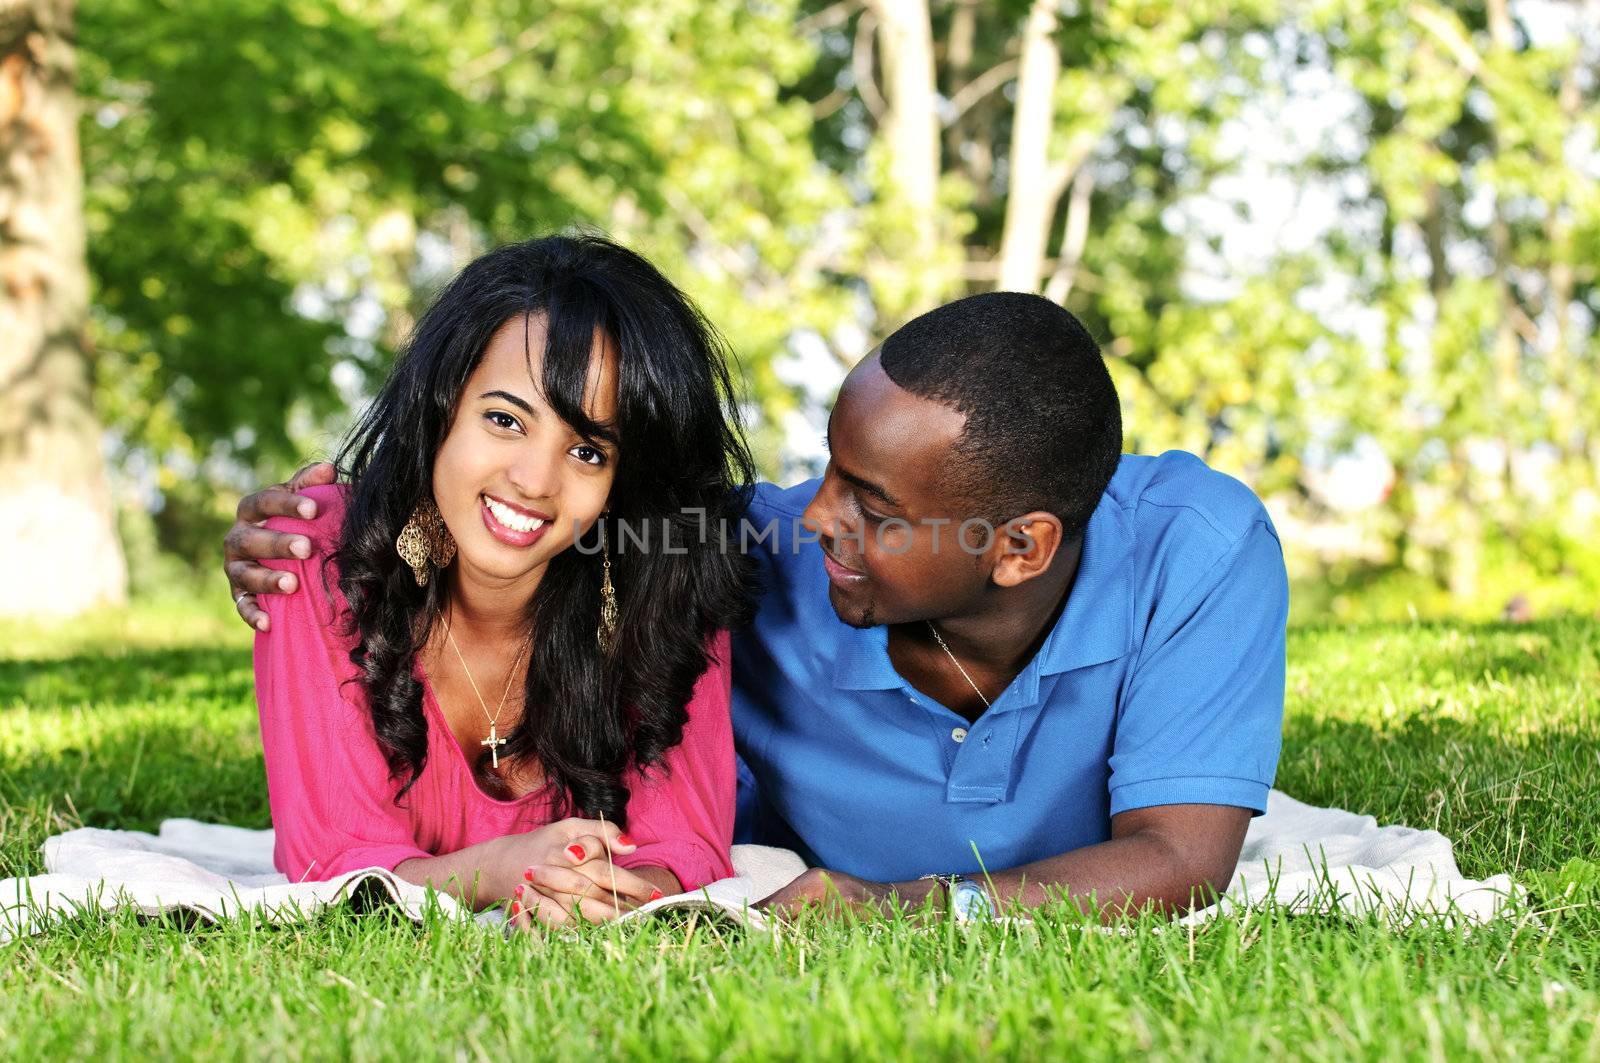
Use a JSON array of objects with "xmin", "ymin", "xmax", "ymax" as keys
[{"xmin": 3, "ymin": 605, "xmax": 1599, "ymax": 1060}]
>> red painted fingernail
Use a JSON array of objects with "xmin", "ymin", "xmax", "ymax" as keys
[
  {"xmin": 523, "ymin": 868, "xmax": 534, "ymax": 882},
  {"xmin": 567, "ymin": 844, "xmax": 586, "ymax": 862},
  {"xmin": 649, "ymin": 889, "xmax": 664, "ymax": 901},
  {"xmin": 617, "ymin": 833, "xmax": 635, "ymax": 847},
  {"xmin": 510, "ymin": 902, "xmax": 521, "ymax": 916},
  {"xmin": 514, "ymin": 885, "xmax": 524, "ymax": 898}
]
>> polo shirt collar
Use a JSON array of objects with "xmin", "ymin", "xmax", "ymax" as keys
[
  {"xmin": 832, "ymin": 623, "xmax": 899, "ymax": 691},
  {"xmin": 831, "ymin": 491, "xmax": 1134, "ymax": 692},
  {"xmin": 1035, "ymin": 491, "xmax": 1135, "ymax": 675}
]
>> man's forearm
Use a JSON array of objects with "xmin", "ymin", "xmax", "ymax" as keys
[
  {"xmin": 895, "ymin": 804, "xmax": 1250, "ymax": 920},
  {"xmin": 892, "ymin": 829, "xmax": 1236, "ymax": 921}
]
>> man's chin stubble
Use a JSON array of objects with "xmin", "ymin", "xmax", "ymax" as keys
[
  {"xmin": 827, "ymin": 588, "xmax": 879, "ymax": 629},
  {"xmin": 840, "ymin": 604, "xmax": 878, "ymax": 629}
]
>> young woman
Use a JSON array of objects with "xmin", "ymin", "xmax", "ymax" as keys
[{"xmin": 252, "ymin": 235, "xmax": 755, "ymax": 928}]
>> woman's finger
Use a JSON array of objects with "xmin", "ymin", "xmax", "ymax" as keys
[
  {"xmin": 576, "ymin": 893, "xmax": 630, "ymax": 923},
  {"xmin": 525, "ymin": 864, "xmax": 636, "ymax": 916},
  {"xmin": 554, "ymin": 818, "xmax": 635, "ymax": 853},
  {"xmin": 577, "ymin": 855, "xmax": 660, "ymax": 906},
  {"xmin": 533, "ymin": 858, "xmax": 658, "ymax": 906},
  {"xmin": 530, "ymin": 883, "xmax": 626, "ymax": 924},
  {"xmin": 561, "ymin": 835, "xmax": 603, "ymax": 865},
  {"xmin": 510, "ymin": 885, "xmax": 564, "ymax": 932},
  {"xmin": 526, "ymin": 878, "xmax": 626, "ymax": 924},
  {"xmin": 562, "ymin": 833, "xmax": 638, "ymax": 868},
  {"xmin": 519, "ymin": 869, "xmax": 581, "ymax": 922}
]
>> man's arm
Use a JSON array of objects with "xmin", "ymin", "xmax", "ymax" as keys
[
  {"xmin": 223, "ymin": 461, "xmax": 338, "ymax": 630},
  {"xmin": 756, "ymin": 802, "xmax": 1251, "ymax": 920}
]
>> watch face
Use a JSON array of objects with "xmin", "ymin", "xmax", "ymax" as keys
[{"xmin": 951, "ymin": 880, "xmax": 990, "ymax": 920}]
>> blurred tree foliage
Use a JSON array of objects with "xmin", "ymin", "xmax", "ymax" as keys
[
  {"xmin": 72, "ymin": 0, "xmax": 1599, "ymax": 615},
  {"xmin": 792, "ymin": 0, "xmax": 1598, "ymax": 616},
  {"xmin": 79, "ymin": 0, "xmax": 856, "ymax": 548},
  {"xmin": 1294, "ymin": 0, "xmax": 1600, "ymax": 611}
]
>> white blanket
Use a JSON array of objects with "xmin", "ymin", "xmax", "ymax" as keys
[{"xmin": 0, "ymin": 790, "xmax": 1518, "ymax": 943}]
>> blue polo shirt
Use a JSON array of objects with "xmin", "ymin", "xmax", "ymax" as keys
[{"xmin": 729, "ymin": 450, "xmax": 1287, "ymax": 882}]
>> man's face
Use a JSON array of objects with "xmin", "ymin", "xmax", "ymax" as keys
[{"xmin": 800, "ymin": 354, "xmax": 998, "ymax": 628}]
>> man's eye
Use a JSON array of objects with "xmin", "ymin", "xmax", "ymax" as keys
[{"xmin": 853, "ymin": 495, "xmax": 885, "ymax": 523}]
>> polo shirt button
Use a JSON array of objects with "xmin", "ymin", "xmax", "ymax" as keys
[{"xmin": 951, "ymin": 727, "xmax": 968, "ymax": 743}]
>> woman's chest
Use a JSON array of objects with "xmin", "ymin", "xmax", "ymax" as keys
[{"xmin": 399, "ymin": 747, "xmax": 553, "ymax": 856}]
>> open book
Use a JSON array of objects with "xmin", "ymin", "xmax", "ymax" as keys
[{"xmin": 609, "ymin": 845, "xmax": 808, "ymax": 931}]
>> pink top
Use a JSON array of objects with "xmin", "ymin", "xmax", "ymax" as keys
[{"xmin": 253, "ymin": 484, "xmax": 735, "ymax": 890}]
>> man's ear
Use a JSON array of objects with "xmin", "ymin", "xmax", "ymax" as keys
[{"xmin": 988, "ymin": 511, "xmax": 1064, "ymax": 588}]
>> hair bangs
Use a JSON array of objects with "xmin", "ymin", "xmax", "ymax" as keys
[{"xmin": 527, "ymin": 284, "xmax": 621, "ymax": 448}]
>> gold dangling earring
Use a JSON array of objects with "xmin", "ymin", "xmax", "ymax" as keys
[
  {"xmin": 397, "ymin": 498, "xmax": 456, "ymax": 587},
  {"xmin": 597, "ymin": 542, "xmax": 619, "ymax": 654},
  {"xmin": 429, "ymin": 505, "xmax": 457, "ymax": 569}
]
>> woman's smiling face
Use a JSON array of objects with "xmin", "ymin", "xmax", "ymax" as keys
[{"xmin": 431, "ymin": 313, "xmax": 619, "ymax": 594}]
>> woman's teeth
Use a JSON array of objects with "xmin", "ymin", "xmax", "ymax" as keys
[{"xmin": 483, "ymin": 496, "xmax": 545, "ymax": 533}]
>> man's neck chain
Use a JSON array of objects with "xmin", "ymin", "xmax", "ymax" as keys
[{"xmin": 926, "ymin": 621, "xmax": 993, "ymax": 711}]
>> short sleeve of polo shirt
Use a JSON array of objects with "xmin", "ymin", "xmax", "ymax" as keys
[{"xmin": 1107, "ymin": 520, "xmax": 1287, "ymax": 817}]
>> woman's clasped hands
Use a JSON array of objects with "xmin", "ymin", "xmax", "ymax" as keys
[{"xmin": 501, "ymin": 818, "xmax": 667, "ymax": 931}]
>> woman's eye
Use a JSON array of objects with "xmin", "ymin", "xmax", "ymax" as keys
[
  {"xmin": 572, "ymin": 444, "xmax": 606, "ymax": 466},
  {"xmin": 485, "ymin": 411, "xmax": 522, "ymax": 432}
]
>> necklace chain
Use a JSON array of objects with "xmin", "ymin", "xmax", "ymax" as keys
[
  {"xmin": 445, "ymin": 622, "xmax": 524, "ymax": 768},
  {"xmin": 926, "ymin": 621, "xmax": 993, "ymax": 710}
]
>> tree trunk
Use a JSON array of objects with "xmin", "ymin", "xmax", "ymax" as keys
[
  {"xmin": 1421, "ymin": 180, "xmax": 1449, "ymax": 304},
  {"xmin": 941, "ymin": 0, "xmax": 976, "ymax": 167},
  {"xmin": 1484, "ymin": 0, "xmax": 1519, "ymax": 502},
  {"xmin": 1545, "ymin": 31, "xmax": 1583, "ymax": 464},
  {"xmin": 867, "ymin": 0, "xmax": 942, "ymax": 317},
  {"xmin": 868, "ymin": 0, "xmax": 939, "ymax": 224},
  {"xmin": 996, "ymin": 0, "xmax": 1064, "ymax": 293},
  {"xmin": 0, "ymin": 0, "xmax": 127, "ymax": 617},
  {"xmin": 1043, "ymin": 167, "xmax": 1094, "ymax": 304}
]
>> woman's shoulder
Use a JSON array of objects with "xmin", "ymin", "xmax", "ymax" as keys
[
  {"xmin": 261, "ymin": 483, "xmax": 350, "ymax": 560},
  {"xmin": 687, "ymin": 629, "xmax": 734, "ymax": 710}
]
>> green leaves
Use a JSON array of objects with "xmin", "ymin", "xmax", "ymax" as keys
[
  {"xmin": 75, "ymin": 0, "xmax": 1600, "ymax": 609},
  {"xmin": 80, "ymin": 0, "xmax": 862, "ymax": 492}
]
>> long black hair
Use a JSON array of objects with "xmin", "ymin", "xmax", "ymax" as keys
[{"xmin": 332, "ymin": 234, "xmax": 756, "ymax": 823}]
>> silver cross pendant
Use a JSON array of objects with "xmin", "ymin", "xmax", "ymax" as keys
[{"xmin": 480, "ymin": 723, "xmax": 508, "ymax": 769}]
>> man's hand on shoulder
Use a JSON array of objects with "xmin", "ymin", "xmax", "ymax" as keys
[{"xmin": 224, "ymin": 462, "xmax": 338, "ymax": 632}]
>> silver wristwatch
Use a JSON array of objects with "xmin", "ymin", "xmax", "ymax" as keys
[{"xmin": 943, "ymin": 874, "xmax": 993, "ymax": 922}]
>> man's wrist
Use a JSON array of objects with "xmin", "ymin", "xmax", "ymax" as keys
[{"xmin": 917, "ymin": 873, "xmax": 994, "ymax": 921}]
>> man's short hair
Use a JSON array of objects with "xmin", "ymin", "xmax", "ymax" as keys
[{"xmin": 878, "ymin": 291, "xmax": 1122, "ymax": 539}]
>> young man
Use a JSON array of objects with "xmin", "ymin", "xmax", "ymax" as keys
[{"xmin": 224, "ymin": 292, "xmax": 1288, "ymax": 920}]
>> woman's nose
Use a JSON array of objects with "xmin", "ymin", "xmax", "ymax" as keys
[{"xmin": 506, "ymin": 445, "xmax": 563, "ymax": 501}]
